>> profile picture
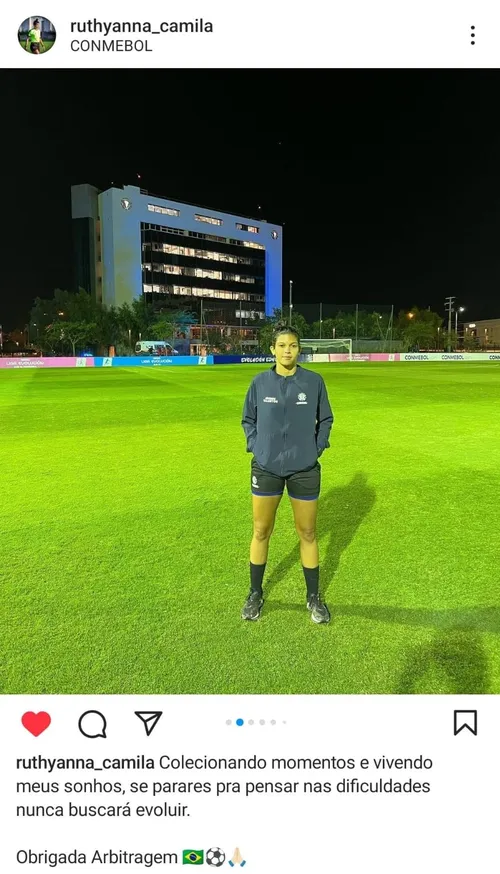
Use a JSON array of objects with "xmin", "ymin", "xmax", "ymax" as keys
[{"xmin": 18, "ymin": 16, "xmax": 56, "ymax": 54}]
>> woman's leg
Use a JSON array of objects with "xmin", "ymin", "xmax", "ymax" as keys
[
  {"xmin": 250, "ymin": 494, "xmax": 282, "ymax": 565},
  {"xmin": 289, "ymin": 495, "xmax": 329, "ymax": 621},
  {"xmin": 242, "ymin": 494, "xmax": 283, "ymax": 617},
  {"xmin": 289, "ymin": 497, "xmax": 318, "ymax": 567}
]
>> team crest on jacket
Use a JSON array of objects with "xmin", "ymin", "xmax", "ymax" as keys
[{"xmin": 297, "ymin": 392, "xmax": 308, "ymax": 405}]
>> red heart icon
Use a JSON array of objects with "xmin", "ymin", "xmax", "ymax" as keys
[{"xmin": 22, "ymin": 712, "xmax": 51, "ymax": 737}]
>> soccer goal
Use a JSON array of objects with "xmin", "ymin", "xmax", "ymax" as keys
[{"xmin": 300, "ymin": 338, "xmax": 353, "ymax": 360}]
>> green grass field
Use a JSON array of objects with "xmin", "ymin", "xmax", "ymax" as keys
[
  {"xmin": 19, "ymin": 39, "xmax": 55, "ymax": 52},
  {"xmin": 2, "ymin": 362, "xmax": 499, "ymax": 695}
]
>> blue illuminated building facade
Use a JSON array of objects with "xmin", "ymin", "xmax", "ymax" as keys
[{"xmin": 71, "ymin": 184, "xmax": 282, "ymax": 329}]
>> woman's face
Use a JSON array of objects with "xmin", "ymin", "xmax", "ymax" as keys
[{"xmin": 271, "ymin": 332, "xmax": 300, "ymax": 367}]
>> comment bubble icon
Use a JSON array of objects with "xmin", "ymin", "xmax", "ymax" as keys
[{"xmin": 78, "ymin": 710, "xmax": 107, "ymax": 739}]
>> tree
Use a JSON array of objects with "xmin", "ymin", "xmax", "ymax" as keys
[
  {"xmin": 150, "ymin": 307, "xmax": 198, "ymax": 345},
  {"xmin": 363, "ymin": 311, "xmax": 392, "ymax": 341},
  {"xmin": 45, "ymin": 321, "xmax": 97, "ymax": 356},
  {"xmin": 463, "ymin": 333, "xmax": 480, "ymax": 351},
  {"xmin": 257, "ymin": 308, "xmax": 309, "ymax": 355},
  {"xmin": 178, "ymin": 310, "xmax": 199, "ymax": 330},
  {"xmin": 440, "ymin": 330, "xmax": 458, "ymax": 352},
  {"xmin": 30, "ymin": 288, "xmax": 104, "ymax": 352},
  {"xmin": 150, "ymin": 316, "xmax": 178, "ymax": 343},
  {"xmin": 308, "ymin": 318, "xmax": 337, "ymax": 339},
  {"xmin": 332, "ymin": 311, "xmax": 356, "ymax": 339},
  {"xmin": 130, "ymin": 297, "xmax": 157, "ymax": 336},
  {"xmin": 95, "ymin": 304, "xmax": 121, "ymax": 354},
  {"xmin": 202, "ymin": 327, "xmax": 226, "ymax": 354},
  {"xmin": 393, "ymin": 307, "xmax": 443, "ymax": 351},
  {"xmin": 35, "ymin": 331, "xmax": 58, "ymax": 357}
]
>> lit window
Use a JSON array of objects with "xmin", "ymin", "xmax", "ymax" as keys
[
  {"xmin": 158, "ymin": 243, "xmax": 250, "ymax": 265},
  {"xmin": 223, "ymin": 273, "xmax": 256, "ymax": 284},
  {"xmin": 195, "ymin": 214, "xmax": 223, "ymax": 226},
  {"xmin": 235, "ymin": 309, "xmax": 264, "ymax": 319},
  {"xmin": 236, "ymin": 223, "xmax": 260, "ymax": 234},
  {"xmin": 147, "ymin": 204, "xmax": 180, "ymax": 216},
  {"xmin": 169, "ymin": 286, "xmax": 251, "ymax": 301},
  {"xmin": 196, "ymin": 268, "xmax": 222, "ymax": 280},
  {"xmin": 142, "ymin": 222, "xmax": 267, "ymax": 252}
]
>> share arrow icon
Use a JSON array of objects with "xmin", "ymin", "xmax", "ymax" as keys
[{"xmin": 135, "ymin": 711, "xmax": 163, "ymax": 736}]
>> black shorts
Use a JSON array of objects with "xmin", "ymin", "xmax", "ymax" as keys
[
  {"xmin": 30, "ymin": 43, "xmax": 41, "ymax": 52},
  {"xmin": 251, "ymin": 456, "xmax": 321, "ymax": 501}
]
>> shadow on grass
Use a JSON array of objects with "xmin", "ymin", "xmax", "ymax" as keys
[
  {"xmin": 330, "ymin": 606, "xmax": 493, "ymax": 692},
  {"xmin": 331, "ymin": 604, "xmax": 500, "ymax": 634},
  {"xmin": 264, "ymin": 471, "xmax": 376, "ymax": 606},
  {"xmin": 263, "ymin": 474, "xmax": 495, "ymax": 690},
  {"xmin": 394, "ymin": 628, "xmax": 489, "ymax": 693}
]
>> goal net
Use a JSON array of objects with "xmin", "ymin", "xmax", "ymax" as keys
[{"xmin": 300, "ymin": 338, "xmax": 353, "ymax": 360}]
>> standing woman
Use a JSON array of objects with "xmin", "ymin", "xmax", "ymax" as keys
[
  {"xmin": 241, "ymin": 323, "xmax": 334, "ymax": 623},
  {"xmin": 25, "ymin": 19, "xmax": 45, "ymax": 53}
]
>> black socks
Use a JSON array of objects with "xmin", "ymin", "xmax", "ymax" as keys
[
  {"xmin": 250, "ymin": 562, "xmax": 319, "ymax": 599},
  {"xmin": 302, "ymin": 565, "xmax": 319, "ymax": 598},
  {"xmin": 249, "ymin": 562, "xmax": 266, "ymax": 596}
]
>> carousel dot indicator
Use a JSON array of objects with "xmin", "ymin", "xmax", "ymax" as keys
[{"xmin": 236, "ymin": 719, "xmax": 244, "ymax": 726}]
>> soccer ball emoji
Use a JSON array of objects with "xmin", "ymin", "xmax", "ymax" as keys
[{"xmin": 206, "ymin": 847, "xmax": 225, "ymax": 867}]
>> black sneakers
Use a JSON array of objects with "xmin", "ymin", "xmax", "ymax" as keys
[
  {"xmin": 307, "ymin": 594, "xmax": 331, "ymax": 624},
  {"xmin": 241, "ymin": 590, "xmax": 264, "ymax": 620},
  {"xmin": 241, "ymin": 591, "xmax": 330, "ymax": 623}
]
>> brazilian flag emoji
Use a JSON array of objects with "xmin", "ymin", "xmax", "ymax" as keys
[{"xmin": 182, "ymin": 850, "xmax": 204, "ymax": 865}]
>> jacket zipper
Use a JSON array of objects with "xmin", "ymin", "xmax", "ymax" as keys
[{"xmin": 281, "ymin": 377, "xmax": 287, "ymax": 475}]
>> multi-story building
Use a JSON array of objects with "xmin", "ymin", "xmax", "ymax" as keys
[
  {"xmin": 465, "ymin": 318, "xmax": 500, "ymax": 347},
  {"xmin": 20, "ymin": 16, "xmax": 56, "ymax": 39},
  {"xmin": 71, "ymin": 183, "xmax": 282, "ymax": 346}
]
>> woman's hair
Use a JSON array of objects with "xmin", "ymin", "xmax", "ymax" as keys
[{"xmin": 271, "ymin": 322, "xmax": 301, "ymax": 347}]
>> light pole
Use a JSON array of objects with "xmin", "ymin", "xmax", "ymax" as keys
[
  {"xmin": 444, "ymin": 296, "xmax": 455, "ymax": 352},
  {"xmin": 289, "ymin": 280, "xmax": 293, "ymax": 322},
  {"xmin": 239, "ymin": 297, "xmax": 243, "ymax": 353},
  {"xmin": 455, "ymin": 306, "xmax": 465, "ymax": 340}
]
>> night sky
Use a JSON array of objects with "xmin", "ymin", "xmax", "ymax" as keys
[{"xmin": 3, "ymin": 68, "xmax": 500, "ymax": 331}]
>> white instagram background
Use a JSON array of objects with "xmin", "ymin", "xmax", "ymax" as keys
[
  {"xmin": 1, "ymin": 695, "xmax": 497, "ymax": 872},
  {"xmin": 4, "ymin": 0, "xmax": 500, "ymax": 68}
]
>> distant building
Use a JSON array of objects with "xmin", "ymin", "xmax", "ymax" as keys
[
  {"xmin": 71, "ymin": 184, "xmax": 282, "ymax": 336},
  {"xmin": 22, "ymin": 17, "xmax": 55, "ymax": 37},
  {"xmin": 465, "ymin": 318, "xmax": 500, "ymax": 347}
]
